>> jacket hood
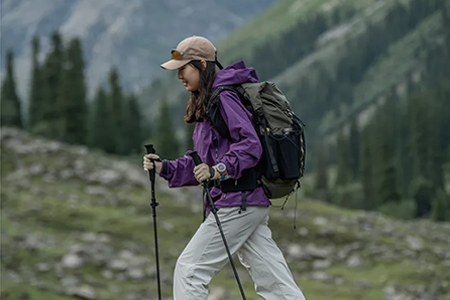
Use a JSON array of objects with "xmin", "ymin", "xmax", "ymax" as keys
[{"xmin": 213, "ymin": 61, "xmax": 259, "ymax": 88}]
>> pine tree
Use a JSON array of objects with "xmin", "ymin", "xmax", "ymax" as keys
[
  {"xmin": 375, "ymin": 102, "xmax": 401, "ymax": 207},
  {"xmin": 397, "ymin": 102, "xmax": 413, "ymax": 195},
  {"xmin": 437, "ymin": 85, "xmax": 450, "ymax": 161},
  {"xmin": 123, "ymin": 93, "xmax": 143, "ymax": 155},
  {"xmin": 349, "ymin": 119, "xmax": 360, "ymax": 179},
  {"xmin": 58, "ymin": 38, "xmax": 88, "ymax": 145},
  {"xmin": 108, "ymin": 68, "xmax": 126, "ymax": 154},
  {"xmin": 157, "ymin": 99, "xmax": 180, "ymax": 160},
  {"xmin": 412, "ymin": 177, "xmax": 433, "ymax": 217},
  {"xmin": 335, "ymin": 129, "xmax": 352, "ymax": 186},
  {"xmin": 41, "ymin": 31, "xmax": 64, "ymax": 137},
  {"xmin": 360, "ymin": 124, "xmax": 375, "ymax": 210},
  {"xmin": 408, "ymin": 92, "xmax": 441, "ymax": 213},
  {"xmin": 28, "ymin": 36, "xmax": 44, "ymax": 130},
  {"xmin": 428, "ymin": 91, "xmax": 444, "ymax": 190},
  {"xmin": 88, "ymin": 87, "xmax": 114, "ymax": 153},
  {"xmin": 431, "ymin": 189, "xmax": 449, "ymax": 222},
  {"xmin": 1, "ymin": 49, "xmax": 22, "ymax": 128},
  {"xmin": 140, "ymin": 118, "xmax": 153, "ymax": 149},
  {"xmin": 315, "ymin": 140, "xmax": 329, "ymax": 202},
  {"xmin": 410, "ymin": 92, "xmax": 432, "ymax": 181},
  {"xmin": 378, "ymin": 155, "xmax": 401, "ymax": 206}
]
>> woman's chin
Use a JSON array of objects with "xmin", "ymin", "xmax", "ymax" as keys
[{"xmin": 183, "ymin": 84, "xmax": 198, "ymax": 92}]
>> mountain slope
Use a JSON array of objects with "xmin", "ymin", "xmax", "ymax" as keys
[
  {"xmin": 270, "ymin": 0, "xmax": 447, "ymax": 137},
  {"xmin": 216, "ymin": 0, "xmax": 379, "ymax": 65},
  {"xmin": 0, "ymin": 0, "xmax": 277, "ymax": 97},
  {"xmin": 138, "ymin": 0, "xmax": 379, "ymax": 122},
  {"xmin": 2, "ymin": 127, "xmax": 450, "ymax": 300},
  {"xmin": 319, "ymin": 11, "xmax": 445, "ymax": 136},
  {"xmin": 139, "ymin": 0, "xmax": 448, "ymax": 149}
]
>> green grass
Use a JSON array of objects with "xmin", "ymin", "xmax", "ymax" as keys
[
  {"xmin": 297, "ymin": 277, "xmax": 385, "ymax": 300},
  {"xmin": 1, "ymin": 282, "xmax": 73, "ymax": 300},
  {"xmin": 327, "ymin": 261, "xmax": 450, "ymax": 293}
]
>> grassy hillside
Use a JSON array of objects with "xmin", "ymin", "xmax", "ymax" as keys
[{"xmin": 2, "ymin": 127, "xmax": 450, "ymax": 300}]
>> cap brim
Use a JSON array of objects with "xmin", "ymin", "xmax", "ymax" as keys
[{"xmin": 160, "ymin": 59, "xmax": 190, "ymax": 70}]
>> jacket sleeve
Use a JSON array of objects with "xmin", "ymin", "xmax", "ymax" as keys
[
  {"xmin": 159, "ymin": 150, "xmax": 199, "ymax": 187},
  {"xmin": 218, "ymin": 91, "xmax": 263, "ymax": 179}
]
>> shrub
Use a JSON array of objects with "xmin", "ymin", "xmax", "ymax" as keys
[
  {"xmin": 378, "ymin": 199, "xmax": 417, "ymax": 220},
  {"xmin": 330, "ymin": 182, "xmax": 365, "ymax": 210}
]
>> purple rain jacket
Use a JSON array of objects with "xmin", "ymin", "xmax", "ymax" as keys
[{"xmin": 159, "ymin": 61, "xmax": 271, "ymax": 209}]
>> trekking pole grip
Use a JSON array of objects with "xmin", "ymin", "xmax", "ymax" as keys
[
  {"xmin": 144, "ymin": 144, "xmax": 157, "ymax": 183},
  {"xmin": 144, "ymin": 144, "xmax": 156, "ymax": 155},
  {"xmin": 189, "ymin": 151, "xmax": 202, "ymax": 166}
]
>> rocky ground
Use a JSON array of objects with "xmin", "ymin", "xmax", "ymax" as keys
[{"xmin": 2, "ymin": 127, "xmax": 450, "ymax": 300}]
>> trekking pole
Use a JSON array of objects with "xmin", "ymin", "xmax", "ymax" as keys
[
  {"xmin": 144, "ymin": 144, "xmax": 162, "ymax": 300},
  {"xmin": 189, "ymin": 151, "xmax": 247, "ymax": 300}
]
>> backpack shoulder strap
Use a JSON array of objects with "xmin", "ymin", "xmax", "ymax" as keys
[
  {"xmin": 207, "ymin": 85, "xmax": 245, "ymax": 139},
  {"xmin": 211, "ymin": 85, "xmax": 245, "ymax": 102}
]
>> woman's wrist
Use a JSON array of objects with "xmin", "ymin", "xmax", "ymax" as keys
[
  {"xmin": 212, "ymin": 164, "xmax": 230, "ymax": 181},
  {"xmin": 154, "ymin": 161, "xmax": 163, "ymax": 174},
  {"xmin": 210, "ymin": 165, "xmax": 221, "ymax": 180}
]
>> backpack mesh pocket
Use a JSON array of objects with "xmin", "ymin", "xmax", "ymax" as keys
[
  {"xmin": 275, "ymin": 130, "xmax": 301, "ymax": 179},
  {"xmin": 262, "ymin": 129, "xmax": 302, "ymax": 180}
]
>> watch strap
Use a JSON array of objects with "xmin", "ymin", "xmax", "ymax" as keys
[{"xmin": 209, "ymin": 166, "xmax": 216, "ymax": 179}]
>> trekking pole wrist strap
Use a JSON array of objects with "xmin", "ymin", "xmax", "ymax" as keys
[
  {"xmin": 209, "ymin": 166, "xmax": 216, "ymax": 179},
  {"xmin": 161, "ymin": 159, "xmax": 168, "ymax": 175}
]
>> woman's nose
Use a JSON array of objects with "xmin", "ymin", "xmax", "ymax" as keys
[{"xmin": 177, "ymin": 70, "xmax": 182, "ymax": 79}]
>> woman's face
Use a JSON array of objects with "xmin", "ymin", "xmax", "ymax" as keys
[{"xmin": 178, "ymin": 63, "xmax": 200, "ymax": 92}]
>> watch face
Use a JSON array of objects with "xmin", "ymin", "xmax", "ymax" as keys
[{"xmin": 217, "ymin": 163, "xmax": 226, "ymax": 172}]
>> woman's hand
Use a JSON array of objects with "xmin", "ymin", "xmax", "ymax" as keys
[
  {"xmin": 193, "ymin": 163, "xmax": 220, "ymax": 183},
  {"xmin": 143, "ymin": 154, "xmax": 163, "ymax": 174}
]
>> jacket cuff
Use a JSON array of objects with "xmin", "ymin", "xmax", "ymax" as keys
[
  {"xmin": 161, "ymin": 159, "xmax": 169, "ymax": 175},
  {"xmin": 159, "ymin": 159, "xmax": 173, "ymax": 181}
]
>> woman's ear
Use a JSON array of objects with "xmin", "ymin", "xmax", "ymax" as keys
[{"xmin": 200, "ymin": 60, "xmax": 207, "ymax": 71}]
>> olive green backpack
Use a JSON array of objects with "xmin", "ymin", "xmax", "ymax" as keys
[{"xmin": 207, "ymin": 81, "xmax": 306, "ymax": 199}]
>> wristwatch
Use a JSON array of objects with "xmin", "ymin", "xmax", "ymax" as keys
[
  {"xmin": 216, "ymin": 162, "xmax": 228, "ymax": 176},
  {"xmin": 216, "ymin": 162, "xmax": 230, "ymax": 181}
]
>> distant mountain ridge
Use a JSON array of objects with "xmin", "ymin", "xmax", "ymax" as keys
[{"xmin": 1, "ymin": 0, "xmax": 278, "ymax": 97}]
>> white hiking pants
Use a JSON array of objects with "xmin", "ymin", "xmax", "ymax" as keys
[{"xmin": 173, "ymin": 206, "xmax": 306, "ymax": 300}]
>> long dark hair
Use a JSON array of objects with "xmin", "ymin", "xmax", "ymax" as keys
[{"xmin": 184, "ymin": 60, "xmax": 217, "ymax": 123}]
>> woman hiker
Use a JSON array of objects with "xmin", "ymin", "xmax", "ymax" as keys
[{"xmin": 143, "ymin": 35, "xmax": 306, "ymax": 300}]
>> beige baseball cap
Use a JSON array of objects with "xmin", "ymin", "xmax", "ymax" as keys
[{"xmin": 161, "ymin": 36, "xmax": 216, "ymax": 70}]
